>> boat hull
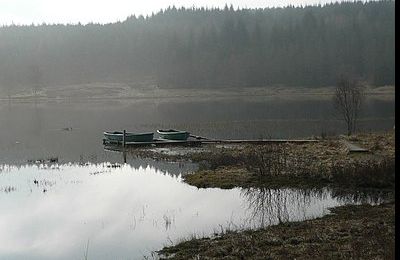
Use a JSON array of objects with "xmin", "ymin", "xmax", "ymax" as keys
[
  {"xmin": 157, "ymin": 129, "xmax": 190, "ymax": 140},
  {"xmin": 103, "ymin": 132, "xmax": 154, "ymax": 142}
]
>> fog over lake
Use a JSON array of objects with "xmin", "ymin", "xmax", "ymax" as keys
[{"xmin": 0, "ymin": 1, "xmax": 395, "ymax": 258}]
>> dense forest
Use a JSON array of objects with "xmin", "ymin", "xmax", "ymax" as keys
[{"xmin": 0, "ymin": 1, "xmax": 395, "ymax": 93}]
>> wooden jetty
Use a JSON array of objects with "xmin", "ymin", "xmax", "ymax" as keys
[
  {"xmin": 338, "ymin": 135, "xmax": 369, "ymax": 153},
  {"xmin": 102, "ymin": 137, "xmax": 319, "ymax": 147},
  {"xmin": 341, "ymin": 139, "xmax": 369, "ymax": 153}
]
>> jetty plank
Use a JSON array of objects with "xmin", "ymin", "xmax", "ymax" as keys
[
  {"xmin": 341, "ymin": 139, "xmax": 369, "ymax": 153},
  {"xmin": 103, "ymin": 138, "xmax": 319, "ymax": 147}
]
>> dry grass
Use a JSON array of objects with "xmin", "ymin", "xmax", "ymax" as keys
[
  {"xmin": 184, "ymin": 131, "xmax": 395, "ymax": 190},
  {"xmin": 157, "ymin": 131, "xmax": 395, "ymax": 259},
  {"xmin": 158, "ymin": 202, "xmax": 395, "ymax": 259}
]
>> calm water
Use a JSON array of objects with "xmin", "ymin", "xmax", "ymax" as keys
[
  {"xmin": 0, "ymin": 163, "xmax": 386, "ymax": 260},
  {"xmin": 0, "ymin": 97, "xmax": 395, "ymax": 164},
  {"xmin": 0, "ymin": 97, "xmax": 394, "ymax": 259}
]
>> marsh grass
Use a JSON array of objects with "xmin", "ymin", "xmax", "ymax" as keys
[
  {"xmin": 330, "ymin": 157, "xmax": 395, "ymax": 188},
  {"xmin": 83, "ymin": 239, "xmax": 89, "ymax": 260}
]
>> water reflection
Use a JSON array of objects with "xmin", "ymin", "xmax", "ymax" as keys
[
  {"xmin": 242, "ymin": 188, "xmax": 326, "ymax": 228},
  {"xmin": 331, "ymin": 188, "xmax": 391, "ymax": 205},
  {"xmin": 240, "ymin": 187, "xmax": 390, "ymax": 230},
  {"xmin": 0, "ymin": 163, "xmax": 389, "ymax": 259}
]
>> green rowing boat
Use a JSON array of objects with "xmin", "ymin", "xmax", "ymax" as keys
[
  {"xmin": 157, "ymin": 129, "xmax": 190, "ymax": 140},
  {"xmin": 103, "ymin": 131, "xmax": 154, "ymax": 142}
]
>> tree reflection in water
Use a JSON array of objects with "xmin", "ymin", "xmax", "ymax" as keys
[
  {"xmin": 240, "ymin": 187, "xmax": 390, "ymax": 229},
  {"xmin": 241, "ymin": 188, "xmax": 292, "ymax": 228},
  {"xmin": 331, "ymin": 188, "xmax": 392, "ymax": 205}
]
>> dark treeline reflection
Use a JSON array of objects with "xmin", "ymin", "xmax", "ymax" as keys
[
  {"xmin": 0, "ymin": 1, "xmax": 394, "ymax": 93},
  {"xmin": 240, "ymin": 187, "xmax": 390, "ymax": 228},
  {"xmin": 0, "ymin": 155, "xmax": 197, "ymax": 177}
]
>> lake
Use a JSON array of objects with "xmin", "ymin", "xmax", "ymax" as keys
[
  {"xmin": 0, "ymin": 94, "xmax": 394, "ymax": 259},
  {"xmin": 0, "ymin": 95, "xmax": 394, "ymax": 164},
  {"xmin": 0, "ymin": 163, "xmax": 387, "ymax": 259}
]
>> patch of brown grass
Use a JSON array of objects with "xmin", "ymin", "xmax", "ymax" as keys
[
  {"xmin": 158, "ymin": 202, "xmax": 395, "ymax": 259},
  {"xmin": 185, "ymin": 131, "xmax": 395, "ymax": 190}
]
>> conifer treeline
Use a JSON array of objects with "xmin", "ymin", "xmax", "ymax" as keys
[{"xmin": 0, "ymin": 1, "xmax": 394, "ymax": 91}]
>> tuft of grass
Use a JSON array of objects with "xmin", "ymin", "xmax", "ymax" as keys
[
  {"xmin": 330, "ymin": 157, "xmax": 395, "ymax": 188},
  {"xmin": 83, "ymin": 239, "xmax": 89, "ymax": 260}
]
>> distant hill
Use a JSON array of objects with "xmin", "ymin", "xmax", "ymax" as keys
[{"xmin": 0, "ymin": 1, "xmax": 394, "ymax": 94}]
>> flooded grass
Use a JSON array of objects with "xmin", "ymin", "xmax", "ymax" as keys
[{"xmin": 0, "ymin": 186, "xmax": 17, "ymax": 193}]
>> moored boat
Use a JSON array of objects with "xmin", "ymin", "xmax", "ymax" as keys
[
  {"xmin": 157, "ymin": 129, "xmax": 190, "ymax": 140},
  {"xmin": 103, "ymin": 131, "xmax": 154, "ymax": 142}
]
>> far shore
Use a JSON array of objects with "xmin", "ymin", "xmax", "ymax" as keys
[{"xmin": 0, "ymin": 83, "xmax": 395, "ymax": 102}]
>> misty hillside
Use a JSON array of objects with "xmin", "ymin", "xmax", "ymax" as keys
[{"xmin": 0, "ymin": 1, "xmax": 394, "ymax": 93}]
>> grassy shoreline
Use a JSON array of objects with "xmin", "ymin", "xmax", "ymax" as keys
[
  {"xmin": 158, "ymin": 202, "xmax": 395, "ymax": 259},
  {"xmin": 187, "ymin": 132, "xmax": 394, "ymax": 189},
  {"xmin": 127, "ymin": 131, "xmax": 395, "ymax": 190},
  {"xmin": 149, "ymin": 131, "xmax": 395, "ymax": 259}
]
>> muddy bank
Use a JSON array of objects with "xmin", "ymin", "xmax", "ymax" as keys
[{"xmin": 158, "ymin": 202, "xmax": 395, "ymax": 259}]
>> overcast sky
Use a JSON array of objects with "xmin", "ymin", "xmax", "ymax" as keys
[{"xmin": 0, "ymin": 0, "xmax": 355, "ymax": 26}]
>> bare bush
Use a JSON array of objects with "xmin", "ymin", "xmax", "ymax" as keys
[
  {"xmin": 244, "ymin": 144, "xmax": 289, "ymax": 176},
  {"xmin": 333, "ymin": 76, "xmax": 365, "ymax": 136}
]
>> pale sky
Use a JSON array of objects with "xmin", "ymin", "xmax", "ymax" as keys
[{"xmin": 0, "ymin": 0, "xmax": 352, "ymax": 26}]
